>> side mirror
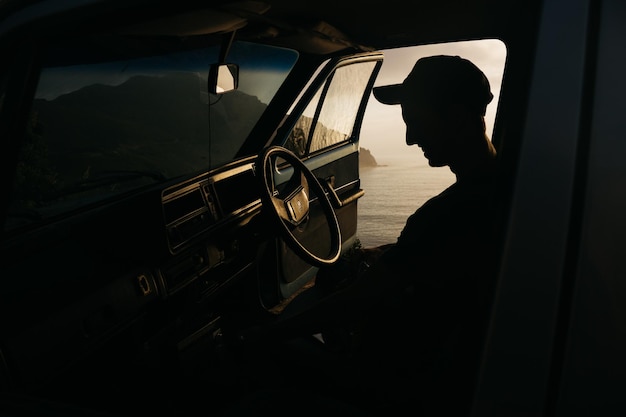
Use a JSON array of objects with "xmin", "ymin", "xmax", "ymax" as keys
[{"xmin": 208, "ymin": 63, "xmax": 239, "ymax": 94}]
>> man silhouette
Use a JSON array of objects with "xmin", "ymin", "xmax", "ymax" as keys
[
  {"xmin": 318, "ymin": 55, "xmax": 498, "ymax": 293},
  {"xmin": 313, "ymin": 55, "xmax": 501, "ymax": 415}
]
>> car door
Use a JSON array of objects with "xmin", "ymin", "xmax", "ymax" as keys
[{"xmin": 258, "ymin": 53, "xmax": 383, "ymax": 307}]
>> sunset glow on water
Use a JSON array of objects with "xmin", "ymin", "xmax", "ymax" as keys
[{"xmin": 357, "ymin": 155, "xmax": 455, "ymax": 247}]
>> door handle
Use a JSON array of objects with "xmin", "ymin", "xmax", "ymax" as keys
[{"xmin": 320, "ymin": 176, "xmax": 365, "ymax": 209}]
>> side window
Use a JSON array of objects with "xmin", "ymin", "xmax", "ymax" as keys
[{"xmin": 285, "ymin": 60, "xmax": 377, "ymax": 157}]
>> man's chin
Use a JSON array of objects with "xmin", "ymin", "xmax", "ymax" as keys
[
  {"xmin": 422, "ymin": 151, "xmax": 446, "ymax": 167},
  {"xmin": 427, "ymin": 159, "xmax": 446, "ymax": 167}
]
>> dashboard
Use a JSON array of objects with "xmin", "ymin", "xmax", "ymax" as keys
[
  {"xmin": 162, "ymin": 159, "xmax": 260, "ymax": 253},
  {"xmin": 0, "ymin": 155, "xmax": 267, "ymax": 387},
  {"xmin": 158, "ymin": 156, "xmax": 263, "ymax": 298}
]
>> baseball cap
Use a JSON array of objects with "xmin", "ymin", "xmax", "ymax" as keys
[{"xmin": 373, "ymin": 55, "xmax": 494, "ymax": 115}]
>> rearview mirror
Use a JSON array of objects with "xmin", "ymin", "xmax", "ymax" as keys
[{"xmin": 208, "ymin": 63, "xmax": 239, "ymax": 94}]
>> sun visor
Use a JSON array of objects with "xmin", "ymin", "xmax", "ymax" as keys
[{"xmin": 259, "ymin": 20, "xmax": 373, "ymax": 54}]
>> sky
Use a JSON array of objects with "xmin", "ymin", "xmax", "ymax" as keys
[{"xmin": 360, "ymin": 39, "xmax": 507, "ymax": 163}]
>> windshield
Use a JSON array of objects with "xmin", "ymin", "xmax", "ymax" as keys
[{"xmin": 7, "ymin": 38, "xmax": 298, "ymax": 230}]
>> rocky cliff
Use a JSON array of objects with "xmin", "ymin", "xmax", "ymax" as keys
[{"xmin": 359, "ymin": 147, "xmax": 379, "ymax": 167}]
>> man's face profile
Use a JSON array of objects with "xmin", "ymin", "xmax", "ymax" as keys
[{"xmin": 402, "ymin": 99, "xmax": 456, "ymax": 167}]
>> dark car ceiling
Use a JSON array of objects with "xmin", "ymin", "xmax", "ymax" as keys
[
  {"xmin": 0, "ymin": 0, "xmax": 540, "ymax": 55},
  {"xmin": 223, "ymin": 0, "xmax": 539, "ymax": 53}
]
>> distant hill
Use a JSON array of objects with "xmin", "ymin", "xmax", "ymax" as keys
[
  {"xmin": 31, "ymin": 73, "xmax": 267, "ymax": 181},
  {"xmin": 359, "ymin": 147, "xmax": 379, "ymax": 167}
]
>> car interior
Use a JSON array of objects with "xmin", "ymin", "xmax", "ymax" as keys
[{"xmin": 0, "ymin": 0, "xmax": 548, "ymax": 416}]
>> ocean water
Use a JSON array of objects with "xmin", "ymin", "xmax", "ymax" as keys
[{"xmin": 356, "ymin": 155, "xmax": 456, "ymax": 248}]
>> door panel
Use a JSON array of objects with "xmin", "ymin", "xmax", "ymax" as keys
[{"xmin": 275, "ymin": 53, "xmax": 383, "ymax": 300}]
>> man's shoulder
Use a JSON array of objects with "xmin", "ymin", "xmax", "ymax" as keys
[
  {"xmin": 401, "ymin": 179, "xmax": 495, "ymax": 236},
  {"xmin": 426, "ymin": 175, "xmax": 495, "ymax": 207}
]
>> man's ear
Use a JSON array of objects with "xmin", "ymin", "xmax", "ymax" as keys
[
  {"xmin": 446, "ymin": 102, "xmax": 475, "ymax": 131},
  {"xmin": 447, "ymin": 102, "xmax": 471, "ymax": 119}
]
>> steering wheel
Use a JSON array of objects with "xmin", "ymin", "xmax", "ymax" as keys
[{"xmin": 256, "ymin": 146, "xmax": 341, "ymax": 267}]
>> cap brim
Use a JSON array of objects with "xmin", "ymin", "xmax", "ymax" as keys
[{"xmin": 372, "ymin": 84, "xmax": 404, "ymax": 105}]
